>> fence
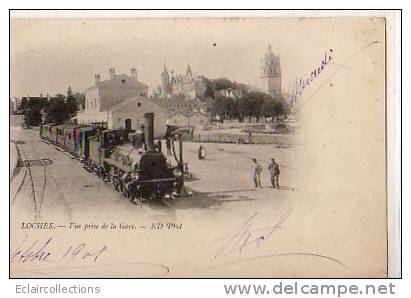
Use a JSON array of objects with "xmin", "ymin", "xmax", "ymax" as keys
[{"xmin": 192, "ymin": 131, "xmax": 297, "ymax": 145}]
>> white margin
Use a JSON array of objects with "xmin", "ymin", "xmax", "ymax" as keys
[{"xmin": 386, "ymin": 10, "xmax": 402, "ymax": 278}]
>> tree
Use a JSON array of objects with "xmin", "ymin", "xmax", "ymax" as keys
[
  {"xmin": 73, "ymin": 92, "xmax": 85, "ymax": 110},
  {"xmin": 232, "ymin": 81, "xmax": 248, "ymax": 94},
  {"xmin": 237, "ymin": 91, "xmax": 266, "ymax": 122},
  {"xmin": 260, "ymin": 96, "xmax": 289, "ymax": 120},
  {"xmin": 17, "ymin": 97, "xmax": 28, "ymax": 115},
  {"xmin": 24, "ymin": 97, "xmax": 47, "ymax": 126},
  {"xmin": 203, "ymin": 77, "xmax": 215, "ymax": 99},
  {"xmin": 237, "ymin": 95, "xmax": 254, "ymax": 122},
  {"xmin": 66, "ymin": 86, "xmax": 78, "ymax": 118},
  {"xmin": 46, "ymin": 94, "xmax": 68, "ymax": 124},
  {"xmin": 213, "ymin": 78, "xmax": 233, "ymax": 90},
  {"xmin": 224, "ymin": 98, "xmax": 238, "ymax": 120}
]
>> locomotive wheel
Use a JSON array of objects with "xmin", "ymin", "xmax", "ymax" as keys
[
  {"xmin": 154, "ymin": 182, "xmax": 166, "ymax": 200},
  {"xmin": 130, "ymin": 185, "xmax": 143, "ymax": 205},
  {"xmin": 111, "ymin": 177, "xmax": 120, "ymax": 191}
]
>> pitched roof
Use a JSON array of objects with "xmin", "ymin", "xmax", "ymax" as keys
[
  {"xmin": 108, "ymin": 95, "xmax": 165, "ymax": 112},
  {"xmin": 86, "ymin": 74, "xmax": 148, "ymax": 92},
  {"xmin": 86, "ymin": 74, "xmax": 149, "ymax": 111}
]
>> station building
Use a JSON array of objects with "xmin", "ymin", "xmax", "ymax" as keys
[{"xmin": 76, "ymin": 68, "xmax": 167, "ymax": 137}]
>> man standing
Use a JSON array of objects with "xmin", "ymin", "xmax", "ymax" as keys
[
  {"xmin": 251, "ymin": 158, "xmax": 262, "ymax": 188},
  {"xmin": 156, "ymin": 139, "xmax": 162, "ymax": 152},
  {"xmin": 166, "ymin": 137, "xmax": 172, "ymax": 156},
  {"xmin": 198, "ymin": 144, "xmax": 206, "ymax": 160},
  {"xmin": 268, "ymin": 158, "xmax": 280, "ymax": 189}
]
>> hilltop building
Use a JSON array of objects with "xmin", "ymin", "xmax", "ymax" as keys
[{"xmin": 160, "ymin": 64, "xmax": 207, "ymax": 100}]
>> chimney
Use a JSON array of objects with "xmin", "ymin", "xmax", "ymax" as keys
[
  {"xmin": 143, "ymin": 113, "xmax": 155, "ymax": 151},
  {"xmin": 109, "ymin": 68, "xmax": 116, "ymax": 80},
  {"xmin": 95, "ymin": 74, "xmax": 101, "ymax": 86},
  {"xmin": 130, "ymin": 68, "xmax": 137, "ymax": 81}
]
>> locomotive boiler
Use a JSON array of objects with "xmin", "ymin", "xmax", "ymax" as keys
[{"xmin": 101, "ymin": 113, "xmax": 184, "ymax": 201}]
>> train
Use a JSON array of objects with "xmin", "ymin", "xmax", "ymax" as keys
[{"xmin": 40, "ymin": 113, "xmax": 185, "ymax": 203}]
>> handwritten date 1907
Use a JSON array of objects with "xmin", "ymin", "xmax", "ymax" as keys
[{"xmin": 10, "ymin": 235, "xmax": 108, "ymax": 266}]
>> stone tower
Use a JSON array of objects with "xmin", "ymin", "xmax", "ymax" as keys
[
  {"xmin": 186, "ymin": 64, "xmax": 192, "ymax": 78},
  {"xmin": 161, "ymin": 64, "xmax": 170, "ymax": 98},
  {"xmin": 260, "ymin": 45, "xmax": 281, "ymax": 97}
]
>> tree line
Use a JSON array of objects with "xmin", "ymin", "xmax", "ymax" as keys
[
  {"xmin": 203, "ymin": 78, "xmax": 289, "ymax": 122},
  {"xmin": 15, "ymin": 87, "xmax": 85, "ymax": 126}
]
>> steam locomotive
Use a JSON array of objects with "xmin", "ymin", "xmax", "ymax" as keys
[{"xmin": 40, "ymin": 113, "xmax": 184, "ymax": 202}]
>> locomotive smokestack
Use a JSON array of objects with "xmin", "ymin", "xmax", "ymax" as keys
[{"xmin": 143, "ymin": 113, "xmax": 155, "ymax": 151}]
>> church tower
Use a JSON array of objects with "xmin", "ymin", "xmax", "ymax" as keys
[
  {"xmin": 186, "ymin": 64, "xmax": 192, "ymax": 78},
  {"xmin": 260, "ymin": 45, "xmax": 281, "ymax": 97},
  {"xmin": 161, "ymin": 64, "xmax": 170, "ymax": 98}
]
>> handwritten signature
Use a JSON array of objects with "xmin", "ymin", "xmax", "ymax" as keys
[
  {"xmin": 198, "ymin": 209, "xmax": 347, "ymax": 273},
  {"xmin": 289, "ymin": 49, "xmax": 333, "ymax": 107},
  {"xmin": 214, "ymin": 209, "xmax": 292, "ymax": 258}
]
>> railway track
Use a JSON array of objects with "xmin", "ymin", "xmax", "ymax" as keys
[{"xmin": 11, "ymin": 143, "xmax": 74, "ymax": 221}]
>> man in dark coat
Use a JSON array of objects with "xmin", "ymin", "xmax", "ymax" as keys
[{"xmin": 268, "ymin": 158, "xmax": 280, "ymax": 188}]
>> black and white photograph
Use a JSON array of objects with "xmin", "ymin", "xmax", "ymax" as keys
[{"xmin": 9, "ymin": 11, "xmax": 401, "ymax": 280}]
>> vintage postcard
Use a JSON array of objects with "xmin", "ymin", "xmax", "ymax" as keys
[{"xmin": 10, "ymin": 12, "xmax": 393, "ymax": 278}]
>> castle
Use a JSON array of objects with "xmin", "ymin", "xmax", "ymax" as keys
[
  {"xmin": 260, "ymin": 45, "xmax": 281, "ymax": 97},
  {"xmin": 160, "ymin": 64, "xmax": 206, "ymax": 100}
]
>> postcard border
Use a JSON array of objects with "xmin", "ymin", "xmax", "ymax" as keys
[{"xmin": 8, "ymin": 8, "xmax": 402, "ymax": 280}]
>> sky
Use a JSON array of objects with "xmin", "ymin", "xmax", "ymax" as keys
[{"xmin": 10, "ymin": 17, "xmax": 383, "ymax": 99}]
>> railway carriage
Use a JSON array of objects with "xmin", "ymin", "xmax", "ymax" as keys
[
  {"xmin": 56, "ymin": 125, "xmax": 67, "ymax": 148},
  {"xmin": 40, "ymin": 123, "xmax": 54, "ymax": 140},
  {"xmin": 50, "ymin": 125, "xmax": 59, "ymax": 144},
  {"xmin": 39, "ymin": 113, "xmax": 185, "ymax": 202},
  {"xmin": 76, "ymin": 127, "xmax": 96, "ymax": 160},
  {"xmin": 64, "ymin": 125, "xmax": 83, "ymax": 154}
]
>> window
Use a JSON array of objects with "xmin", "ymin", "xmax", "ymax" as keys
[
  {"xmin": 125, "ymin": 119, "xmax": 132, "ymax": 130},
  {"xmin": 137, "ymin": 102, "xmax": 142, "ymax": 107},
  {"xmin": 121, "ymin": 79, "xmax": 126, "ymax": 84}
]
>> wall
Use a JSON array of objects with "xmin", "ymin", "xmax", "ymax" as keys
[
  {"xmin": 76, "ymin": 111, "xmax": 108, "ymax": 125},
  {"xmin": 169, "ymin": 114, "xmax": 189, "ymax": 127},
  {"xmin": 10, "ymin": 115, "xmax": 24, "ymax": 128},
  {"xmin": 111, "ymin": 97, "xmax": 167, "ymax": 138},
  {"xmin": 99, "ymin": 76, "xmax": 148, "ymax": 110},
  {"xmin": 193, "ymin": 131, "xmax": 297, "ymax": 145},
  {"xmin": 85, "ymin": 87, "xmax": 99, "ymax": 112},
  {"xmin": 188, "ymin": 113, "xmax": 208, "ymax": 127},
  {"xmin": 10, "ymin": 142, "xmax": 18, "ymax": 179}
]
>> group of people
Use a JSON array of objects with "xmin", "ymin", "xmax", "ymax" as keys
[
  {"xmin": 195, "ymin": 143, "xmax": 280, "ymax": 189},
  {"xmin": 251, "ymin": 158, "xmax": 280, "ymax": 189}
]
